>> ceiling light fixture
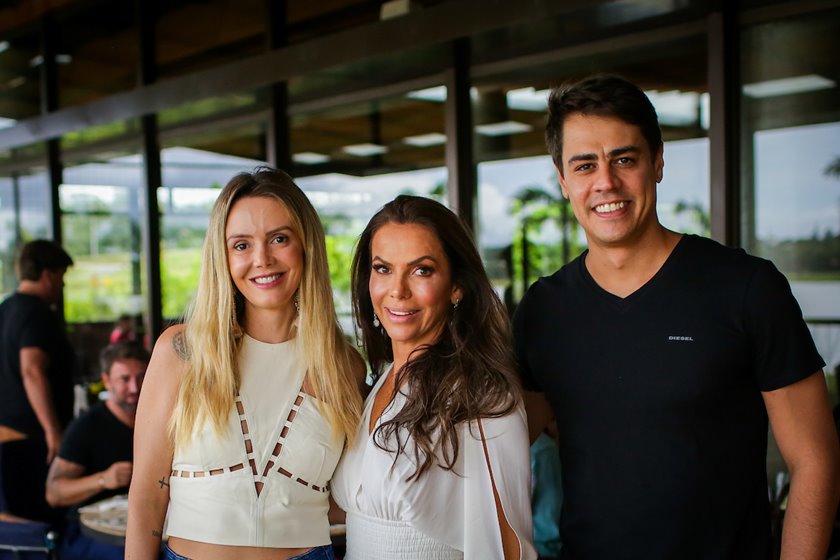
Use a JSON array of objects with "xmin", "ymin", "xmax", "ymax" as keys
[
  {"xmin": 506, "ymin": 87, "xmax": 550, "ymax": 111},
  {"xmin": 475, "ymin": 121, "xmax": 532, "ymax": 137},
  {"xmin": 292, "ymin": 152, "xmax": 330, "ymax": 165},
  {"xmin": 402, "ymin": 133, "xmax": 446, "ymax": 147},
  {"xmin": 406, "ymin": 86, "xmax": 447, "ymax": 103},
  {"xmin": 341, "ymin": 143, "xmax": 388, "ymax": 157},
  {"xmin": 743, "ymin": 74, "xmax": 835, "ymax": 98},
  {"xmin": 29, "ymin": 54, "xmax": 73, "ymax": 67}
]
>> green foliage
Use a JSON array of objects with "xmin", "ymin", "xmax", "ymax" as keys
[
  {"xmin": 64, "ymin": 254, "xmax": 134, "ymax": 322},
  {"xmin": 755, "ymin": 234, "xmax": 840, "ymax": 279},
  {"xmin": 161, "ymin": 248, "xmax": 203, "ymax": 319},
  {"xmin": 508, "ymin": 179, "xmax": 584, "ymax": 299},
  {"xmin": 157, "ymin": 94, "xmax": 258, "ymax": 128},
  {"xmin": 62, "ymin": 247, "xmax": 204, "ymax": 323},
  {"xmin": 61, "ymin": 121, "xmax": 138, "ymax": 150},
  {"xmin": 673, "ymin": 200, "xmax": 711, "ymax": 236},
  {"xmin": 162, "ymin": 222, "xmax": 208, "ymax": 250},
  {"xmin": 325, "ymin": 235, "xmax": 354, "ymax": 293}
]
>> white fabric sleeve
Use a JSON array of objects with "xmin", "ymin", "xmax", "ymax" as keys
[{"xmin": 463, "ymin": 405, "xmax": 537, "ymax": 559}]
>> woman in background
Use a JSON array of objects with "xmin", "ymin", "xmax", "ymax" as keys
[
  {"xmin": 126, "ymin": 167, "xmax": 363, "ymax": 560},
  {"xmin": 333, "ymin": 195, "xmax": 536, "ymax": 559}
]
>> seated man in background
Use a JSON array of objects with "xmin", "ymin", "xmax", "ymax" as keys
[{"xmin": 46, "ymin": 341, "xmax": 149, "ymax": 560}]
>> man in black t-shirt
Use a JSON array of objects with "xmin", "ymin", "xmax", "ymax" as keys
[
  {"xmin": 0, "ymin": 239, "xmax": 74, "ymax": 524},
  {"xmin": 515, "ymin": 75, "xmax": 840, "ymax": 560},
  {"xmin": 46, "ymin": 341, "xmax": 148, "ymax": 560}
]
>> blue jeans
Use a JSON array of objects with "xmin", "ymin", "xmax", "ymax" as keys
[
  {"xmin": 163, "ymin": 543, "xmax": 335, "ymax": 560},
  {"xmin": 60, "ymin": 519, "xmax": 125, "ymax": 560}
]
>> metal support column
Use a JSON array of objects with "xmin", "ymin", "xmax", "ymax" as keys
[
  {"xmin": 40, "ymin": 16, "xmax": 62, "ymax": 244},
  {"xmin": 445, "ymin": 38, "xmax": 477, "ymax": 237},
  {"xmin": 266, "ymin": 0, "xmax": 292, "ymax": 172},
  {"xmin": 707, "ymin": 5, "xmax": 742, "ymax": 247},
  {"xmin": 137, "ymin": 0, "xmax": 164, "ymax": 342}
]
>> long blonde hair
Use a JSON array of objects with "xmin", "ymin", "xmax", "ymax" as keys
[{"xmin": 170, "ymin": 167, "xmax": 362, "ymax": 447}]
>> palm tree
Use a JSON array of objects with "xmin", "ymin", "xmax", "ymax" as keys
[
  {"xmin": 673, "ymin": 200, "xmax": 711, "ymax": 235},
  {"xmin": 509, "ymin": 176, "xmax": 579, "ymax": 296}
]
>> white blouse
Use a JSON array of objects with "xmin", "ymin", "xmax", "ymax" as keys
[
  {"xmin": 166, "ymin": 335, "xmax": 342, "ymax": 547},
  {"xmin": 332, "ymin": 368, "xmax": 536, "ymax": 560}
]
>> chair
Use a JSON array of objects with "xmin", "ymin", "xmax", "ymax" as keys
[{"xmin": 0, "ymin": 520, "xmax": 59, "ymax": 560}]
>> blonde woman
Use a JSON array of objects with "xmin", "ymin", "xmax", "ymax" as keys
[{"xmin": 126, "ymin": 168, "xmax": 363, "ymax": 560}]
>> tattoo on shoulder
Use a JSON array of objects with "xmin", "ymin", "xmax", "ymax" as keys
[
  {"xmin": 172, "ymin": 331, "xmax": 190, "ymax": 361},
  {"xmin": 152, "ymin": 530, "xmax": 162, "ymax": 537}
]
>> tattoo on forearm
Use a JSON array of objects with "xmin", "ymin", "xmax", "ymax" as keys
[
  {"xmin": 152, "ymin": 530, "xmax": 162, "ymax": 537},
  {"xmin": 172, "ymin": 331, "xmax": 190, "ymax": 360},
  {"xmin": 158, "ymin": 476, "xmax": 169, "ymax": 489}
]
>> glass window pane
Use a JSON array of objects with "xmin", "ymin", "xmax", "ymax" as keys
[
  {"xmin": 0, "ymin": 161, "xmax": 52, "ymax": 297},
  {"xmin": 160, "ymin": 120, "xmax": 268, "ymax": 320},
  {"xmin": 61, "ymin": 142, "xmax": 148, "ymax": 336},
  {"xmin": 741, "ymin": 8, "xmax": 840, "ymax": 398},
  {"xmin": 475, "ymin": 36, "xmax": 709, "ymax": 308},
  {"xmin": 0, "ymin": 178, "xmax": 13, "ymax": 295},
  {"xmin": 0, "ymin": 149, "xmax": 50, "ymax": 303}
]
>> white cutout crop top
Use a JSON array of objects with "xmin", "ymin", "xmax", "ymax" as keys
[{"xmin": 165, "ymin": 335, "xmax": 343, "ymax": 548}]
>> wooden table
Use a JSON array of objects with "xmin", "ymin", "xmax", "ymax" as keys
[{"xmin": 78, "ymin": 494, "xmax": 127, "ymax": 546}]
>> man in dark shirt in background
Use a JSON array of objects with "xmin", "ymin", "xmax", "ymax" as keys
[
  {"xmin": 0, "ymin": 239, "xmax": 74, "ymax": 524},
  {"xmin": 515, "ymin": 75, "xmax": 840, "ymax": 559},
  {"xmin": 46, "ymin": 341, "xmax": 148, "ymax": 560}
]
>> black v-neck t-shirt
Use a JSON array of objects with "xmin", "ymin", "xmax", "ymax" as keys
[{"xmin": 514, "ymin": 235, "xmax": 823, "ymax": 560}]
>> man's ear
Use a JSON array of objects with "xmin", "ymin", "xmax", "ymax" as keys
[
  {"xmin": 555, "ymin": 166, "xmax": 569, "ymax": 199},
  {"xmin": 101, "ymin": 372, "xmax": 112, "ymax": 392}
]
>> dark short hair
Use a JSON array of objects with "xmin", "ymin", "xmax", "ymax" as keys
[
  {"xmin": 545, "ymin": 74, "xmax": 662, "ymax": 172},
  {"xmin": 100, "ymin": 341, "xmax": 150, "ymax": 375},
  {"xmin": 16, "ymin": 240, "xmax": 73, "ymax": 281}
]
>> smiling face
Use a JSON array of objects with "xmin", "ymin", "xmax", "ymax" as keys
[
  {"xmin": 226, "ymin": 196, "xmax": 303, "ymax": 322},
  {"xmin": 557, "ymin": 113, "xmax": 664, "ymax": 252},
  {"xmin": 369, "ymin": 222, "xmax": 462, "ymax": 360}
]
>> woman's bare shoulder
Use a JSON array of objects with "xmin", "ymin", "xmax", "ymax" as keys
[
  {"xmin": 153, "ymin": 324, "xmax": 190, "ymax": 361},
  {"xmin": 143, "ymin": 325, "xmax": 190, "ymax": 390}
]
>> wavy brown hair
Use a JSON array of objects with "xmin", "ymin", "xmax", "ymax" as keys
[{"xmin": 351, "ymin": 195, "xmax": 520, "ymax": 480}]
